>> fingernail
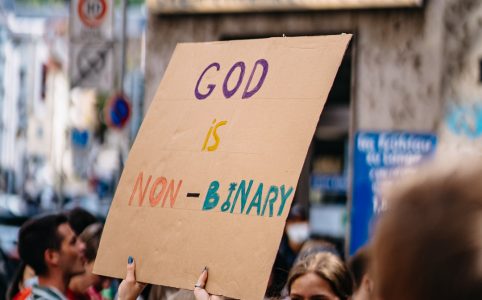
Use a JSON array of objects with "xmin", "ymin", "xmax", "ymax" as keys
[
  {"xmin": 204, "ymin": 266, "xmax": 208, "ymax": 271},
  {"xmin": 128, "ymin": 256, "xmax": 133, "ymax": 264}
]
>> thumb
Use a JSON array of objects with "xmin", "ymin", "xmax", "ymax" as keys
[
  {"xmin": 194, "ymin": 267, "xmax": 209, "ymax": 300},
  {"xmin": 126, "ymin": 256, "xmax": 136, "ymax": 282},
  {"xmin": 197, "ymin": 267, "xmax": 208, "ymax": 287}
]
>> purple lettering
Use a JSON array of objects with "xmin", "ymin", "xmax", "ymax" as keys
[
  {"xmin": 223, "ymin": 61, "xmax": 245, "ymax": 98},
  {"xmin": 242, "ymin": 59, "xmax": 268, "ymax": 99},
  {"xmin": 195, "ymin": 62, "xmax": 220, "ymax": 100}
]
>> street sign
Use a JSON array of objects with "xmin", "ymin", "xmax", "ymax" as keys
[
  {"xmin": 78, "ymin": 0, "xmax": 108, "ymax": 28},
  {"xmin": 71, "ymin": 0, "xmax": 114, "ymax": 41},
  {"xmin": 105, "ymin": 93, "xmax": 131, "ymax": 129},
  {"xmin": 349, "ymin": 131, "xmax": 437, "ymax": 255},
  {"xmin": 71, "ymin": 128, "xmax": 90, "ymax": 148},
  {"xmin": 70, "ymin": 0, "xmax": 114, "ymax": 90},
  {"xmin": 70, "ymin": 42, "xmax": 113, "ymax": 91}
]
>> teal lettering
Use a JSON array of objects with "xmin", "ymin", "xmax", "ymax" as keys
[
  {"xmin": 231, "ymin": 180, "xmax": 253, "ymax": 214},
  {"xmin": 261, "ymin": 185, "xmax": 278, "ymax": 217},
  {"xmin": 277, "ymin": 185, "xmax": 294, "ymax": 216},
  {"xmin": 203, "ymin": 181, "xmax": 220, "ymax": 210},
  {"xmin": 221, "ymin": 183, "xmax": 237, "ymax": 212},
  {"xmin": 246, "ymin": 183, "xmax": 263, "ymax": 216}
]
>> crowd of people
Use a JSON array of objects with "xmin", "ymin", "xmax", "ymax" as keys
[{"xmin": 5, "ymin": 159, "xmax": 482, "ymax": 300}]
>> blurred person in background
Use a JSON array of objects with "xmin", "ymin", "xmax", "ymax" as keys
[
  {"xmin": 295, "ymin": 239, "xmax": 340, "ymax": 262},
  {"xmin": 17, "ymin": 214, "xmax": 86, "ymax": 300},
  {"xmin": 284, "ymin": 204, "xmax": 310, "ymax": 258},
  {"xmin": 6, "ymin": 263, "xmax": 36, "ymax": 300},
  {"xmin": 276, "ymin": 238, "xmax": 341, "ymax": 298},
  {"xmin": 347, "ymin": 246, "xmax": 373, "ymax": 300},
  {"xmin": 371, "ymin": 160, "xmax": 482, "ymax": 300},
  {"xmin": 68, "ymin": 223, "xmax": 112, "ymax": 300},
  {"xmin": 285, "ymin": 252, "xmax": 353, "ymax": 300},
  {"xmin": 66, "ymin": 208, "xmax": 97, "ymax": 236},
  {"xmin": 268, "ymin": 203, "xmax": 309, "ymax": 298}
]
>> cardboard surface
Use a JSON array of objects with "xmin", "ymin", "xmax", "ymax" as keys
[{"xmin": 94, "ymin": 35, "xmax": 351, "ymax": 300}]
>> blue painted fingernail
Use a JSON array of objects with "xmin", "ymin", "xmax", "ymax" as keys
[
  {"xmin": 204, "ymin": 266, "xmax": 208, "ymax": 271},
  {"xmin": 128, "ymin": 256, "xmax": 133, "ymax": 264}
]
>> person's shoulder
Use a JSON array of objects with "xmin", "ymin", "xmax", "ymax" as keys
[
  {"xmin": 13, "ymin": 287, "xmax": 32, "ymax": 300},
  {"xmin": 30, "ymin": 285, "xmax": 67, "ymax": 300}
]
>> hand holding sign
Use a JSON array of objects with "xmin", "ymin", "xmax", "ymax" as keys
[
  {"xmin": 117, "ymin": 257, "xmax": 146, "ymax": 300},
  {"xmin": 194, "ymin": 268, "xmax": 225, "ymax": 300}
]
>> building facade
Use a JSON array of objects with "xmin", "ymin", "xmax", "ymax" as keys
[{"xmin": 143, "ymin": 0, "xmax": 482, "ymax": 250}]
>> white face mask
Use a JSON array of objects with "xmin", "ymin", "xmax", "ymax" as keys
[{"xmin": 286, "ymin": 222, "xmax": 309, "ymax": 244}]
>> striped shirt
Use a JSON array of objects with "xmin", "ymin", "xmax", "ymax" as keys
[{"xmin": 27, "ymin": 285, "xmax": 68, "ymax": 300}]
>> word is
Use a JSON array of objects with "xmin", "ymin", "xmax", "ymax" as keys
[
  {"xmin": 195, "ymin": 59, "xmax": 269, "ymax": 100},
  {"xmin": 128, "ymin": 172, "xmax": 183, "ymax": 208},
  {"xmin": 202, "ymin": 119, "xmax": 227, "ymax": 151},
  {"xmin": 202, "ymin": 180, "xmax": 293, "ymax": 217}
]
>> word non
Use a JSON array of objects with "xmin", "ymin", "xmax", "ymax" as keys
[
  {"xmin": 202, "ymin": 180, "xmax": 293, "ymax": 217},
  {"xmin": 202, "ymin": 119, "xmax": 227, "ymax": 151},
  {"xmin": 195, "ymin": 59, "xmax": 269, "ymax": 100},
  {"xmin": 128, "ymin": 172, "xmax": 183, "ymax": 208}
]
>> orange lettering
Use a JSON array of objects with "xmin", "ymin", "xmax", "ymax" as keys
[
  {"xmin": 149, "ymin": 177, "xmax": 167, "ymax": 207},
  {"xmin": 128, "ymin": 172, "xmax": 152, "ymax": 206},
  {"xmin": 162, "ymin": 179, "xmax": 183, "ymax": 208}
]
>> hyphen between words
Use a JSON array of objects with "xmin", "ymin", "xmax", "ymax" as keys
[{"xmin": 128, "ymin": 172, "xmax": 294, "ymax": 217}]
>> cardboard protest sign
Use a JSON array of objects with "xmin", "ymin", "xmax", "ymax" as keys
[{"xmin": 94, "ymin": 35, "xmax": 351, "ymax": 299}]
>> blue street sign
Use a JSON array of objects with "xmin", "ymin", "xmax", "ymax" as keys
[
  {"xmin": 71, "ymin": 128, "xmax": 90, "ymax": 148},
  {"xmin": 311, "ymin": 174, "xmax": 347, "ymax": 194},
  {"xmin": 106, "ymin": 93, "xmax": 131, "ymax": 129},
  {"xmin": 349, "ymin": 131, "xmax": 437, "ymax": 255}
]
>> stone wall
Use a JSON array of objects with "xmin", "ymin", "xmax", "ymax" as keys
[
  {"xmin": 145, "ymin": 0, "xmax": 450, "ymax": 133},
  {"xmin": 438, "ymin": 0, "xmax": 482, "ymax": 154}
]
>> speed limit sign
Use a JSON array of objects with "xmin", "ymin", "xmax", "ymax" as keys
[{"xmin": 78, "ymin": 0, "xmax": 107, "ymax": 28}]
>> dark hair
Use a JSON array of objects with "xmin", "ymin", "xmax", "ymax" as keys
[
  {"xmin": 66, "ymin": 207, "xmax": 97, "ymax": 236},
  {"xmin": 287, "ymin": 203, "xmax": 307, "ymax": 221},
  {"xmin": 372, "ymin": 162, "xmax": 482, "ymax": 300},
  {"xmin": 79, "ymin": 223, "xmax": 103, "ymax": 262},
  {"xmin": 347, "ymin": 246, "xmax": 370, "ymax": 289},
  {"xmin": 287, "ymin": 252, "xmax": 353, "ymax": 300},
  {"xmin": 18, "ymin": 214, "xmax": 68, "ymax": 276}
]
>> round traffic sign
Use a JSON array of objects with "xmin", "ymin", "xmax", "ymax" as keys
[
  {"xmin": 78, "ymin": 0, "xmax": 108, "ymax": 28},
  {"xmin": 105, "ymin": 93, "xmax": 131, "ymax": 129}
]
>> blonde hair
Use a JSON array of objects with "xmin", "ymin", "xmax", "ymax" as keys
[{"xmin": 287, "ymin": 252, "xmax": 353, "ymax": 300}]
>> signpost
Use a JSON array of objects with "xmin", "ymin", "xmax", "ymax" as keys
[
  {"xmin": 69, "ymin": 0, "xmax": 114, "ymax": 91},
  {"xmin": 78, "ymin": 0, "xmax": 108, "ymax": 28},
  {"xmin": 94, "ymin": 35, "xmax": 351, "ymax": 300},
  {"xmin": 349, "ymin": 131, "xmax": 437, "ymax": 255},
  {"xmin": 105, "ymin": 93, "xmax": 131, "ymax": 129}
]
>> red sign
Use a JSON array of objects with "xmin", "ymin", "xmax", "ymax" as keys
[{"xmin": 78, "ymin": 0, "xmax": 107, "ymax": 28}]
